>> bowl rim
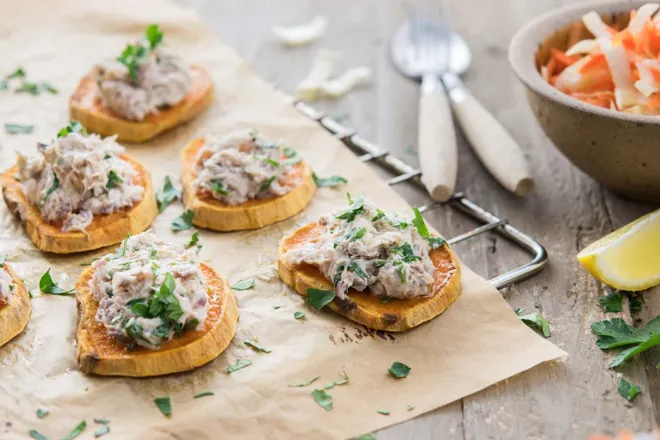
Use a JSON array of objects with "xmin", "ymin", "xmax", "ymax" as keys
[{"xmin": 508, "ymin": 0, "xmax": 660, "ymax": 125}]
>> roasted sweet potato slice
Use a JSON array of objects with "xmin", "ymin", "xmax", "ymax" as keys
[
  {"xmin": 278, "ymin": 222, "xmax": 462, "ymax": 331},
  {"xmin": 0, "ymin": 263, "xmax": 31, "ymax": 347},
  {"xmin": 1, "ymin": 155, "xmax": 158, "ymax": 254},
  {"xmin": 76, "ymin": 262, "xmax": 238, "ymax": 377},
  {"xmin": 69, "ymin": 65, "xmax": 214, "ymax": 143},
  {"xmin": 181, "ymin": 137, "xmax": 316, "ymax": 231}
]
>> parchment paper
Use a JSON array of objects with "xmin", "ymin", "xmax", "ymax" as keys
[{"xmin": 0, "ymin": 0, "xmax": 566, "ymax": 438}]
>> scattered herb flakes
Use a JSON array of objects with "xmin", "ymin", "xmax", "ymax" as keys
[
  {"xmin": 294, "ymin": 311, "xmax": 306, "ymax": 320},
  {"xmin": 335, "ymin": 193, "xmax": 364, "ymax": 222},
  {"xmin": 377, "ymin": 409, "xmax": 390, "ymax": 415},
  {"xmin": 193, "ymin": 391, "xmax": 215, "ymax": 399},
  {"xmin": 231, "ymin": 278, "xmax": 255, "ymax": 290},
  {"xmin": 598, "ymin": 292, "xmax": 623, "ymax": 313},
  {"xmin": 15, "ymin": 82, "xmax": 40, "ymax": 95},
  {"xmin": 5, "ymin": 123, "xmax": 34, "ymax": 134},
  {"xmin": 245, "ymin": 340, "xmax": 272, "ymax": 353},
  {"xmin": 36, "ymin": 408, "xmax": 49, "ymax": 418},
  {"xmin": 618, "ymin": 378, "xmax": 641, "ymax": 401},
  {"xmin": 93, "ymin": 418, "xmax": 110, "ymax": 425},
  {"xmin": 226, "ymin": 358, "xmax": 252, "ymax": 374},
  {"xmin": 39, "ymin": 269, "xmax": 75, "ymax": 295},
  {"xmin": 412, "ymin": 206, "xmax": 447, "ymax": 249},
  {"xmin": 591, "ymin": 316, "xmax": 660, "ymax": 368},
  {"xmin": 156, "ymin": 176, "xmax": 180, "ymax": 213},
  {"xmin": 40, "ymin": 82, "xmax": 58, "ymax": 94},
  {"xmin": 289, "ymin": 376, "xmax": 320, "ymax": 387},
  {"xmin": 273, "ymin": 305, "xmax": 281, "ymax": 310},
  {"xmin": 388, "ymin": 361, "xmax": 411, "ymax": 378},
  {"xmin": 57, "ymin": 120, "xmax": 87, "ymax": 138},
  {"xmin": 306, "ymin": 288, "xmax": 336, "ymax": 310},
  {"xmin": 106, "ymin": 170, "xmax": 123, "ymax": 189},
  {"xmin": 323, "ymin": 382, "xmax": 336, "ymax": 390},
  {"xmin": 40, "ymin": 173, "xmax": 59, "ymax": 207},
  {"xmin": 60, "ymin": 420, "xmax": 87, "ymax": 440},
  {"xmin": 5, "ymin": 66, "xmax": 25, "ymax": 80},
  {"xmin": 407, "ymin": 404, "xmax": 415, "ymax": 411},
  {"xmin": 186, "ymin": 231, "xmax": 200, "ymax": 249},
  {"xmin": 313, "ymin": 173, "xmax": 348, "ymax": 188},
  {"xmin": 94, "ymin": 425, "xmax": 110, "ymax": 438},
  {"xmin": 154, "ymin": 397, "xmax": 172, "ymax": 417},
  {"xmin": 311, "ymin": 389, "xmax": 333, "ymax": 411},
  {"xmin": 354, "ymin": 434, "xmax": 376, "ymax": 440},
  {"xmin": 380, "ymin": 296, "xmax": 392, "ymax": 304},
  {"xmin": 146, "ymin": 24, "xmax": 164, "ymax": 50},
  {"xmin": 171, "ymin": 209, "xmax": 194, "ymax": 231},
  {"xmin": 210, "ymin": 179, "xmax": 230, "ymax": 195},
  {"xmin": 516, "ymin": 309, "xmax": 551, "ymax": 338},
  {"xmin": 29, "ymin": 430, "xmax": 48, "ymax": 440}
]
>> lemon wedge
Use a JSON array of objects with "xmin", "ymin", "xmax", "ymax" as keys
[{"xmin": 577, "ymin": 209, "xmax": 660, "ymax": 291}]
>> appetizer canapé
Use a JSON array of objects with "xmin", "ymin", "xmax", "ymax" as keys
[
  {"xmin": 76, "ymin": 232, "xmax": 238, "ymax": 376},
  {"xmin": 70, "ymin": 24, "xmax": 214, "ymax": 142},
  {"xmin": 0, "ymin": 121, "xmax": 157, "ymax": 254},
  {"xmin": 0, "ymin": 262, "xmax": 31, "ymax": 347},
  {"xmin": 278, "ymin": 195, "xmax": 461, "ymax": 331},
  {"xmin": 181, "ymin": 129, "xmax": 316, "ymax": 231}
]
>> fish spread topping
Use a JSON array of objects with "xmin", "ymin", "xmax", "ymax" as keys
[
  {"xmin": 284, "ymin": 195, "xmax": 447, "ymax": 300},
  {"xmin": 0, "ymin": 269, "xmax": 14, "ymax": 306},
  {"xmin": 16, "ymin": 122, "xmax": 143, "ymax": 232},
  {"xmin": 89, "ymin": 232, "xmax": 209, "ymax": 350},
  {"xmin": 193, "ymin": 129, "xmax": 302, "ymax": 206},
  {"xmin": 94, "ymin": 24, "xmax": 192, "ymax": 121}
]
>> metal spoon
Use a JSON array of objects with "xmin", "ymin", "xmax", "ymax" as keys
[{"xmin": 391, "ymin": 16, "xmax": 535, "ymax": 199}]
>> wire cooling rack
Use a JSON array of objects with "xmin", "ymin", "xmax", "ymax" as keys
[{"xmin": 294, "ymin": 101, "xmax": 547, "ymax": 290}]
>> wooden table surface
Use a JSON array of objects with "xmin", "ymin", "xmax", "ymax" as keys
[{"xmin": 178, "ymin": 0, "xmax": 660, "ymax": 438}]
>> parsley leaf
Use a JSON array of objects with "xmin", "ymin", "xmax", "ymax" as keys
[
  {"xmin": 388, "ymin": 361, "xmax": 411, "ymax": 378},
  {"xmin": 36, "ymin": 408, "xmax": 49, "ymax": 418},
  {"xmin": 186, "ymin": 231, "xmax": 200, "ymax": 249},
  {"xmin": 40, "ymin": 172, "xmax": 59, "ymax": 207},
  {"xmin": 282, "ymin": 147, "xmax": 302, "ymax": 165},
  {"xmin": 355, "ymin": 434, "xmax": 376, "ymax": 440},
  {"xmin": 106, "ymin": 170, "xmax": 123, "ymax": 189},
  {"xmin": 294, "ymin": 311, "xmax": 306, "ymax": 320},
  {"xmin": 94, "ymin": 425, "xmax": 110, "ymax": 438},
  {"xmin": 4, "ymin": 123, "xmax": 33, "ymax": 135},
  {"xmin": 516, "ymin": 309, "xmax": 551, "ymax": 338},
  {"xmin": 244, "ymin": 340, "xmax": 272, "ymax": 353},
  {"xmin": 153, "ymin": 397, "xmax": 172, "ymax": 417},
  {"xmin": 289, "ymin": 376, "xmax": 320, "ymax": 387},
  {"xmin": 145, "ymin": 24, "xmax": 164, "ymax": 50},
  {"xmin": 313, "ymin": 173, "xmax": 347, "ymax": 188},
  {"xmin": 171, "ymin": 209, "xmax": 194, "ymax": 231},
  {"xmin": 347, "ymin": 261, "xmax": 368, "ymax": 280},
  {"xmin": 116, "ymin": 43, "xmax": 147, "ymax": 83},
  {"xmin": 231, "ymin": 279, "xmax": 255, "ymax": 290},
  {"xmin": 323, "ymin": 370, "xmax": 349, "ymax": 389},
  {"xmin": 15, "ymin": 82, "xmax": 40, "ymax": 95},
  {"xmin": 590, "ymin": 317, "xmax": 660, "ymax": 349},
  {"xmin": 29, "ymin": 430, "xmax": 48, "ymax": 440},
  {"xmin": 210, "ymin": 179, "xmax": 229, "ymax": 196},
  {"xmin": 377, "ymin": 409, "xmax": 390, "ymax": 415},
  {"xmin": 226, "ymin": 358, "xmax": 252, "ymax": 373},
  {"xmin": 335, "ymin": 193, "xmax": 364, "ymax": 222},
  {"xmin": 57, "ymin": 120, "xmax": 87, "ymax": 138},
  {"xmin": 391, "ymin": 243, "xmax": 421, "ymax": 263},
  {"xmin": 380, "ymin": 296, "xmax": 392, "ymax": 304},
  {"xmin": 306, "ymin": 288, "xmax": 336, "ymax": 310},
  {"xmin": 618, "ymin": 378, "xmax": 641, "ymax": 401},
  {"xmin": 598, "ymin": 292, "xmax": 623, "ymax": 313},
  {"xmin": 5, "ymin": 66, "xmax": 25, "ymax": 80},
  {"xmin": 407, "ymin": 404, "xmax": 415, "ymax": 411},
  {"xmin": 193, "ymin": 391, "xmax": 214, "ymax": 399},
  {"xmin": 93, "ymin": 418, "xmax": 110, "ymax": 425},
  {"xmin": 39, "ymin": 269, "xmax": 75, "ymax": 295},
  {"xmin": 40, "ymin": 82, "xmax": 57, "ymax": 94},
  {"xmin": 311, "ymin": 389, "xmax": 333, "ymax": 411},
  {"xmin": 156, "ymin": 176, "xmax": 180, "ymax": 213},
  {"xmin": 611, "ymin": 333, "xmax": 660, "ymax": 368},
  {"xmin": 412, "ymin": 206, "xmax": 446, "ymax": 248},
  {"xmin": 349, "ymin": 227, "xmax": 366, "ymax": 241},
  {"xmin": 61, "ymin": 420, "xmax": 87, "ymax": 440},
  {"xmin": 259, "ymin": 176, "xmax": 277, "ymax": 192}
]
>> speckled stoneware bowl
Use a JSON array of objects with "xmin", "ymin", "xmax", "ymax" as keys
[{"xmin": 509, "ymin": 1, "xmax": 660, "ymax": 203}]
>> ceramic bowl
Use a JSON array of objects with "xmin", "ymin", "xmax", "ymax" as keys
[{"xmin": 509, "ymin": 0, "xmax": 660, "ymax": 203}]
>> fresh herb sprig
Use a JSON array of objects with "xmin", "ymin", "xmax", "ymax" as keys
[{"xmin": 591, "ymin": 316, "xmax": 660, "ymax": 368}]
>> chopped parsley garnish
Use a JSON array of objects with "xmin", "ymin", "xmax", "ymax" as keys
[
  {"xmin": 394, "ymin": 261, "xmax": 407, "ymax": 283},
  {"xmin": 146, "ymin": 24, "xmax": 164, "ymax": 50},
  {"xmin": 618, "ymin": 378, "xmax": 641, "ymax": 401},
  {"xmin": 294, "ymin": 311, "xmax": 306, "ymax": 320},
  {"xmin": 40, "ymin": 172, "xmax": 59, "ymax": 207},
  {"xmin": 313, "ymin": 173, "xmax": 347, "ymax": 188},
  {"xmin": 516, "ymin": 308, "xmax": 551, "ymax": 338},
  {"xmin": 355, "ymin": 434, "xmax": 376, "ymax": 440},
  {"xmin": 391, "ymin": 243, "xmax": 421, "ymax": 263},
  {"xmin": 273, "ymin": 305, "xmax": 281, "ymax": 309},
  {"xmin": 94, "ymin": 425, "xmax": 110, "ymax": 438},
  {"xmin": 348, "ymin": 261, "xmax": 368, "ymax": 280},
  {"xmin": 349, "ymin": 227, "xmax": 367, "ymax": 241},
  {"xmin": 412, "ymin": 206, "xmax": 446, "ymax": 249},
  {"xmin": 186, "ymin": 231, "xmax": 200, "ymax": 249},
  {"xmin": 171, "ymin": 209, "xmax": 194, "ymax": 231},
  {"xmin": 335, "ymin": 193, "xmax": 364, "ymax": 222},
  {"xmin": 40, "ymin": 82, "xmax": 58, "ymax": 94},
  {"xmin": 244, "ymin": 340, "xmax": 272, "ymax": 353},
  {"xmin": 156, "ymin": 176, "xmax": 180, "ymax": 213},
  {"xmin": 61, "ymin": 420, "xmax": 87, "ymax": 440},
  {"xmin": 39, "ymin": 269, "xmax": 75, "ymax": 295},
  {"xmin": 598, "ymin": 292, "xmax": 623, "ymax": 313},
  {"xmin": 4, "ymin": 123, "xmax": 33, "ymax": 135},
  {"xmin": 306, "ymin": 288, "xmax": 336, "ymax": 310},
  {"xmin": 15, "ymin": 82, "xmax": 40, "ymax": 95},
  {"xmin": 93, "ymin": 419, "xmax": 110, "ymax": 425},
  {"xmin": 591, "ymin": 316, "xmax": 660, "ymax": 368},
  {"xmin": 226, "ymin": 358, "xmax": 252, "ymax": 373},
  {"xmin": 154, "ymin": 397, "xmax": 172, "ymax": 417},
  {"xmin": 36, "ymin": 408, "xmax": 49, "ymax": 418},
  {"xmin": 106, "ymin": 170, "xmax": 123, "ymax": 189},
  {"xmin": 6, "ymin": 66, "xmax": 26, "ymax": 80},
  {"xmin": 377, "ymin": 409, "xmax": 390, "ymax": 415},
  {"xmin": 261, "ymin": 157, "xmax": 280, "ymax": 168},
  {"xmin": 57, "ymin": 120, "xmax": 87, "ymax": 138},
  {"xmin": 282, "ymin": 147, "xmax": 302, "ymax": 165},
  {"xmin": 407, "ymin": 404, "xmax": 415, "ymax": 411},
  {"xmin": 231, "ymin": 279, "xmax": 255, "ymax": 290},
  {"xmin": 289, "ymin": 376, "xmax": 320, "ymax": 387},
  {"xmin": 117, "ymin": 43, "xmax": 147, "ymax": 83},
  {"xmin": 388, "ymin": 361, "xmax": 411, "ymax": 378},
  {"xmin": 259, "ymin": 176, "xmax": 277, "ymax": 192},
  {"xmin": 372, "ymin": 260, "xmax": 387, "ymax": 269},
  {"xmin": 324, "ymin": 370, "xmax": 349, "ymax": 389},
  {"xmin": 311, "ymin": 389, "xmax": 333, "ymax": 411},
  {"xmin": 380, "ymin": 296, "xmax": 392, "ymax": 304},
  {"xmin": 371, "ymin": 209, "xmax": 386, "ymax": 222},
  {"xmin": 193, "ymin": 391, "xmax": 215, "ymax": 399},
  {"xmin": 29, "ymin": 430, "xmax": 48, "ymax": 440},
  {"xmin": 210, "ymin": 179, "xmax": 229, "ymax": 196}
]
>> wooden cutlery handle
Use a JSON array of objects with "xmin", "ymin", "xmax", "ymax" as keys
[
  {"xmin": 418, "ymin": 74, "xmax": 458, "ymax": 202},
  {"xmin": 443, "ymin": 73, "xmax": 535, "ymax": 196}
]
